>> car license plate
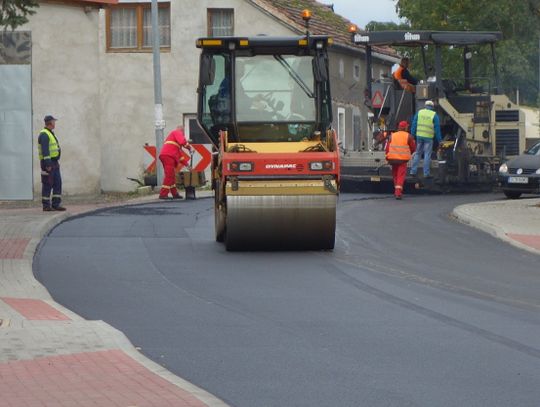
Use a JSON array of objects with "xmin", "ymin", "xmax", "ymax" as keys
[
  {"xmin": 370, "ymin": 176, "xmax": 381, "ymax": 182},
  {"xmin": 508, "ymin": 176, "xmax": 528, "ymax": 184}
]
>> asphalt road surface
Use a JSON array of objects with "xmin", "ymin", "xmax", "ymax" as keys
[{"xmin": 35, "ymin": 193, "xmax": 540, "ymax": 407}]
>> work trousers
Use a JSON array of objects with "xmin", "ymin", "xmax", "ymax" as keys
[
  {"xmin": 410, "ymin": 138, "xmax": 433, "ymax": 176},
  {"xmin": 41, "ymin": 162, "xmax": 62, "ymax": 209},
  {"xmin": 391, "ymin": 161, "xmax": 408, "ymax": 197},
  {"xmin": 159, "ymin": 155, "xmax": 180, "ymax": 198}
]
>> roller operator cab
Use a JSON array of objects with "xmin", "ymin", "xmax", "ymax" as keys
[
  {"xmin": 196, "ymin": 35, "xmax": 339, "ymax": 251},
  {"xmin": 344, "ymin": 29, "xmax": 525, "ymax": 192}
]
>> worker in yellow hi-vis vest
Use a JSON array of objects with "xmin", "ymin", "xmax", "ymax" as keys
[
  {"xmin": 410, "ymin": 100, "xmax": 442, "ymax": 178},
  {"xmin": 38, "ymin": 115, "xmax": 66, "ymax": 212}
]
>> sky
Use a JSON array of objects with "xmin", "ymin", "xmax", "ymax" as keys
[{"xmin": 330, "ymin": 0, "xmax": 401, "ymax": 28}]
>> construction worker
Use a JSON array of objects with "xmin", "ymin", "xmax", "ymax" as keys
[
  {"xmin": 158, "ymin": 126, "xmax": 192, "ymax": 200},
  {"xmin": 393, "ymin": 57, "xmax": 418, "ymax": 93},
  {"xmin": 38, "ymin": 115, "xmax": 66, "ymax": 212},
  {"xmin": 386, "ymin": 121, "xmax": 416, "ymax": 200},
  {"xmin": 410, "ymin": 100, "xmax": 442, "ymax": 178}
]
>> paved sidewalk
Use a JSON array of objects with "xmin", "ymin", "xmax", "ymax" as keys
[
  {"xmin": 0, "ymin": 191, "xmax": 225, "ymax": 407},
  {"xmin": 453, "ymin": 197, "xmax": 540, "ymax": 256}
]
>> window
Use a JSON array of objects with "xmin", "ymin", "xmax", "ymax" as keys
[
  {"xmin": 235, "ymin": 55, "xmax": 315, "ymax": 123},
  {"xmin": 337, "ymin": 107, "xmax": 345, "ymax": 144},
  {"xmin": 353, "ymin": 61, "xmax": 360, "ymax": 81},
  {"xmin": 106, "ymin": 3, "xmax": 170, "ymax": 52},
  {"xmin": 208, "ymin": 9, "xmax": 234, "ymax": 36}
]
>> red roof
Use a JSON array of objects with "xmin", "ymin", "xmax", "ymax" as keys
[{"xmin": 249, "ymin": 0, "xmax": 397, "ymax": 58}]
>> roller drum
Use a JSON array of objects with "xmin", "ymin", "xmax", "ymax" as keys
[{"xmin": 225, "ymin": 194, "xmax": 337, "ymax": 251}]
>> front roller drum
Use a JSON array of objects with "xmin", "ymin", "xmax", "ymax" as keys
[{"xmin": 225, "ymin": 194, "xmax": 337, "ymax": 251}]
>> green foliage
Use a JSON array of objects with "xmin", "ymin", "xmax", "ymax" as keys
[
  {"xmin": 0, "ymin": 0, "xmax": 39, "ymax": 30},
  {"xmin": 364, "ymin": 21, "xmax": 410, "ymax": 31},
  {"xmin": 394, "ymin": 0, "xmax": 540, "ymax": 104}
]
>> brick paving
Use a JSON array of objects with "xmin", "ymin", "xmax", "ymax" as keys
[
  {"xmin": 506, "ymin": 233, "xmax": 540, "ymax": 251},
  {"xmin": 0, "ymin": 239, "xmax": 30, "ymax": 259},
  {"xmin": 1, "ymin": 298, "xmax": 70, "ymax": 321},
  {"xmin": 0, "ymin": 350, "xmax": 208, "ymax": 407}
]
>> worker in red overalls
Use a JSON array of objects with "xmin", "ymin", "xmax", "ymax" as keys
[
  {"xmin": 385, "ymin": 121, "xmax": 416, "ymax": 200},
  {"xmin": 158, "ymin": 126, "xmax": 192, "ymax": 199}
]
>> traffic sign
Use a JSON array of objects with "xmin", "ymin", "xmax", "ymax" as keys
[
  {"xmin": 372, "ymin": 90, "xmax": 384, "ymax": 108},
  {"xmin": 144, "ymin": 143, "xmax": 213, "ymax": 172},
  {"xmin": 143, "ymin": 145, "xmax": 156, "ymax": 173},
  {"xmin": 192, "ymin": 144, "xmax": 212, "ymax": 172}
]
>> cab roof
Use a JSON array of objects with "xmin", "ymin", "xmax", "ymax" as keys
[{"xmin": 196, "ymin": 35, "xmax": 332, "ymax": 53}]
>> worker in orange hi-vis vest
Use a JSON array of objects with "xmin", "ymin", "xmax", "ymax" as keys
[
  {"xmin": 392, "ymin": 57, "xmax": 418, "ymax": 93},
  {"xmin": 385, "ymin": 121, "xmax": 416, "ymax": 200},
  {"xmin": 158, "ymin": 126, "xmax": 192, "ymax": 200}
]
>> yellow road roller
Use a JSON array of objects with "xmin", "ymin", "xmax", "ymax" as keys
[{"xmin": 196, "ymin": 32, "xmax": 339, "ymax": 250}]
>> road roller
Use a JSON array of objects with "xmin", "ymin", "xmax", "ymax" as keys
[{"xmin": 196, "ymin": 32, "xmax": 339, "ymax": 250}]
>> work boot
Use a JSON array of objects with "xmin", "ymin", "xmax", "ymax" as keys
[
  {"xmin": 171, "ymin": 195, "xmax": 183, "ymax": 200},
  {"xmin": 158, "ymin": 195, "xmax": 170, "ymax": 200},
  {"xmin": 53, "ymin": 206, "xmax": 67, "ymax": 211},
  {"xmin": 43, "ymin": 207, "xmax": 53, "ymax": 212},
  {"xmin": 395, "ymin": 195, "xmax": 402, "ymax": 200}
]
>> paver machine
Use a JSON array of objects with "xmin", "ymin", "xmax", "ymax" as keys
[
  {"xmin": 196, "ymin": 24, "xmax": 339, "ymax": 250},
  {"xmin": 343, "ymin": 29, "xmax": 525, "ymax": 191}
]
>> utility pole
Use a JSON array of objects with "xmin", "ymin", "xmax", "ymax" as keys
[{"xmin": 151, "ymin": 0, "xmax": 165, "ymax": 187}]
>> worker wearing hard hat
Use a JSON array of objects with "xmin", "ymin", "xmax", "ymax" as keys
[
  {"xmin": 393, "ymin": 57, "xmax": 418, "ymax": 93},
  {"xmin": 386, "ymin": 121, "xmax": 416, "ymax": 200},
  {"xmin": 410, "ymin": 100, "xmax": 442, "ymax": 178},
  {"xmin": 158, "ymin": 126, "xmax": 192, "ymax": 200}
]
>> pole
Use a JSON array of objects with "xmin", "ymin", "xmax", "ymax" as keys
[{"xmin": 151, "ymin": 0, "xmax": 165, "ymax": 187}]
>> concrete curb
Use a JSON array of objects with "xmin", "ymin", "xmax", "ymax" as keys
[
  {"xmin": 452, "ymin": 204, "xmax": 540, "ymax": 256},
  {"xmin": 27, "ymin": 192, "xmax": 229, "ymax": 407}
]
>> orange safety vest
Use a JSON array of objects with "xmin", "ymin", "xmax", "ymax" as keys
[
  {"xmin": 393, "ymin": 65, "xmax": 415, "ymax": 93},
  {"xmin": 386, "ymin": 131, "xmax": 412, "ymax": 162}
]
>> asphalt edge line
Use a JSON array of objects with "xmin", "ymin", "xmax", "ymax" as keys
[
  {"xmin": 28, "ymin": 194, "xmax": 230, "ymax": 407},
  {"xmin": 452, "ymin": 204, "xmax": 540, "ymax": 256}
]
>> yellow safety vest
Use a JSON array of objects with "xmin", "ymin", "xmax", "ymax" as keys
[
  {"xmin": 416, "ymin": 109, "xmax": 436, "ymax": 139},
  {"xmin": 38, "ymin": 128, "xmax": 60, "ymax": 160}
]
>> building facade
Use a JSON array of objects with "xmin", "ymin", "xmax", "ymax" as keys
[{"xmin": 10, "ymin": 0, "xmax": 395, "ymax": 197}]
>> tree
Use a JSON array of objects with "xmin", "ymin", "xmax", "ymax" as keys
[
  {"xmin": 1, "ymin": 0, "xmax": 39, "ymax": 30},
  {"xmin": 395, "ymin": 0, "xmax": 540, "ymax": 105},
  {"xmin": 364, "ymin": 21, "xmax": 410, "ymax": 32}
]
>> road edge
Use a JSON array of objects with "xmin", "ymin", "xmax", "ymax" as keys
[
  {"xmin": 32, "ymin": 195, "xmax": 230, "ymax": 407},
  {"xmin": 452, "ymin": 203, "xmax": 540, "ymax": 256}
]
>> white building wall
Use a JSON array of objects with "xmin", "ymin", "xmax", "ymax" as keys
[
  {"xmin": 23, "ymin": 3, "xmax": 102, "ymax": 196},
  {"xmin": 19, "ymin": 1, "xmax": 391, "ymax": 195},
  {"xmin": 98, "ymin": 0, "xmax": 296, "ymax": 192}
]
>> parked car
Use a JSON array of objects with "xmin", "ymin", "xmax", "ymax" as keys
[{"xmin": 498, "ymin": 141, "xmax": 540, "ymax": 199}]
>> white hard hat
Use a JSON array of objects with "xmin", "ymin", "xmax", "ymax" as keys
[{"xmin": 425, "ymin": 100, "xmax": 434, "ymax": 107}]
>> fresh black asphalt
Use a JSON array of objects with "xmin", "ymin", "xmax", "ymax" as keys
[{"xmin": 35, "ymin": 193, "xmax": 540, "ymax": 407}]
